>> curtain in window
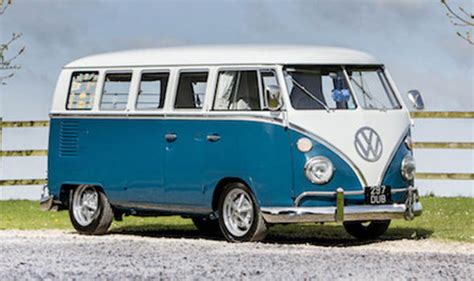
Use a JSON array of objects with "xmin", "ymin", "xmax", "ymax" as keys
[{"xmin": 214, "ymin": 72, "xmax": 237, "ymax": 109}]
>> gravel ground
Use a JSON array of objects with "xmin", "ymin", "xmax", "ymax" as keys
[{"xmin": 0, "ymin": 230, "xmax": 473, "ymax": 280}]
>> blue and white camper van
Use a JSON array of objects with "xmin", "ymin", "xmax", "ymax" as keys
[{"xmin": 41, "ymin": 45, "xmax": 423, "ymax": 242}]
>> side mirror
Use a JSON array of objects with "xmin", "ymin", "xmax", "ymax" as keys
[
  {"xmin": 407, "ymin": 89, "xmax": 424, "ymax": 110},
  {"xmin": 265, "ymin": 85, "xmax": 282, "ymax": 111}
]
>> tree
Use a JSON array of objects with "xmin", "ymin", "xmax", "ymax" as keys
[
  {"xmin": 441, "ymin": 0, "xmax": 474, "ymax": 45},
  {"xmin": 0, "ymin": 0, "xmax": 25, "ymax": 85}
]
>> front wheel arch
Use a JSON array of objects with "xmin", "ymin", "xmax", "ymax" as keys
[{"xmin": 212, "ymin": 177, "xmax": 255, "ymax": 211}]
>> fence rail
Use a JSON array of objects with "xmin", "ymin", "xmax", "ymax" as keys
[
  {"xmin": 0, "ymin": 150, "xmax": 48, "ymax": 157},
  {"xmin": 1, "ymin": 112, "xmax": 473, "ymax": 187},
  {"xmin": 0, "ymin": 179, "xmax": 48, "ymax": 186},
  {"xmin": 416, "ymin": 173, "xmax": 474, "ymax": 180},
  {"xmin": 413, "ymin": 142, "xmax": 474, "ymax": 149},
  {"xmin": 409, "ymin": 111, "xmax": 474, "ymax": 118},
  {"xmin": 0, "ymin": 120, "xmax": 49, "ymax": 128}
]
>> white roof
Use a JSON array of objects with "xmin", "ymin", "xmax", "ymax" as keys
[{"xmin": 65, "ymin": 45, "xmax": 380, "ymax": 68}]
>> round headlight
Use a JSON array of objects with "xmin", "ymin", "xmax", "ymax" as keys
[
  {"xmin": 401, "ymin": 154, "xmax": 416, "ymax": 181},
  {"xmin": 304, "ymin": 156, "xmax": 334, "ymax": 184}
]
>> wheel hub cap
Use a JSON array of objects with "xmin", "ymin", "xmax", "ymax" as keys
[
  {"xmin": 72, "ymin": 186, "xmax": 99, "ymax": 226},
  {"xmin": 223, "ymin": 189, "xmax": 254, "ymax": 237}
]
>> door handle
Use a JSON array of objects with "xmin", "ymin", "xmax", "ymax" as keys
[
  {"xmin": 165, "ymin": 133, "xmax": 177, "ymax": 142},
  {"xmin": 207, "ymin": 134, "xmax": 221, "ymax": 142}
]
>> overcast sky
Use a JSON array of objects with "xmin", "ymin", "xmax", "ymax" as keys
[{"xmin": 0, "ymin": 0, "xmax": 473, "ymax": 120}]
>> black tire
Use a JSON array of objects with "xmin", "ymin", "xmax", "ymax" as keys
[
  {"xmin": 217, "ymin": 182, "xmax": 268, "ymax": 242},
  {"xmin": 192, "ymin": 217, "xmax": 221, "ymax": 236},
  {"xmin": 68, "ymin": 185, "xmax": 114, "ymax": 235},
  {"xmin": 343, "ymin": 220, "xmax": 391, "ymax": 240}
]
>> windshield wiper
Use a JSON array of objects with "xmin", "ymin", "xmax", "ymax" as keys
[
  {"xmin": 349, "ymin": 77, "xmax": 387, "ymax": 111},
  {"xmin": 286, "ymin": 74, "xmax": 330, "ymax": 112}
]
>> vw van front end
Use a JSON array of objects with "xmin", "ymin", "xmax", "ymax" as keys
[{"xmin": 261, "ymin": 65, "xmax": 422, "ymax": 233}]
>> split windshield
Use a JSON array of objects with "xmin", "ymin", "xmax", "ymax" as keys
[
  {"xmin": 347, "ymin": 67, "xmax": 401, "ymax": 110},
  {"xmin": 284, "ymin": 66, "xmax": 401, "ymax": 110}
]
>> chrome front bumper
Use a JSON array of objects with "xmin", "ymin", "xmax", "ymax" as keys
[{"xmin": 261, "ymin": 186, "xmax": 422, "ymax": 224}]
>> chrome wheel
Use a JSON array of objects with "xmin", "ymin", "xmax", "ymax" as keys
[
  {"xmin": 222, "ymin": 188, "xmax": 254, "ymax": 237},
  {"xmin": 72, "ymin": 185, "xmax": 99, "ymax": 226}
]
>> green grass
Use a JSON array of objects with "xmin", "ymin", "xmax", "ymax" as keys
[
  {"xmin": 0, "ymin": 200, "xmax": 194, "ymax": 231},
  {"xmin": 0, "ymin": 197, "xmax": 472, "ymax": 243}
]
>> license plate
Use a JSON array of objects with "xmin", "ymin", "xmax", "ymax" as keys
[{"xmin": 365, "ymin": 186, "xmax": 391, "ymax": 205}]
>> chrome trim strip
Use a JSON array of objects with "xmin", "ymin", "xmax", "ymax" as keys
[
  {"xmin": 49, "ymin": 112, "xmax": 285, "ymax": 125},
  {"xmin": 261, "ymin": 206, "xmax": 336, "ymax": 223},
  {"xmin": 294, "ymin": 190, "xmax": 361, "ymax": 206},
  {"xmin": 392, "ymin": 187, "xmax": 410, "ymax": 193}
]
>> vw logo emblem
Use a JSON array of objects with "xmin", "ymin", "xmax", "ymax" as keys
[{"xmin": 354, "ymin": 127, "xmax": 383, "ymax": 162}]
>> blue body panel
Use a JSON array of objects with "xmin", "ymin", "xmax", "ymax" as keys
[
  {"xmin": 49, "ymin": 119, "xmax": 167, "ymax": 204},
  {"xmin": 382, "ymin": 132, "xmax": 413, "ymax": 203},
  {"xmin": 48, "ymin": 118, "xmax": 411, "ymax": 213},
  {"xmin": 48, "ymin": 118, "xmax": 294, "ymax": 210},
  {"xmin": 289, "ymin": 130, "xmax": 364, "ymax": 207}
]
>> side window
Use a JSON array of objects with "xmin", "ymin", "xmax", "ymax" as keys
[
  {"xmin": 213, "ymin": 70, "xmax": 260, "ymax": 111},
  {"xmin": 100, "ymin": 72, "xmax": 132, "ymax": 110},
  {"xmin": 67, "ymin": 72, "xmax": 98, "ymax": 110},
  {"xmin": 174, "ymin": 72, "xmax": 208, "ymax": 109},
  {"xmin": 136, "ymin": 72, "xmax": 169, "ymax": 110}
]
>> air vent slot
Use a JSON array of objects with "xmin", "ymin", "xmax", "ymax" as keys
[{"xmin": 59, "ymin": 120, "xmax": 79, "ymax": 157}]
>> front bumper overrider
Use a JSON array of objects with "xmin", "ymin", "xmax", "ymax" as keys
[{"xmin": 261, "ymin": 186, "xmax": 422, "ymax": 224}]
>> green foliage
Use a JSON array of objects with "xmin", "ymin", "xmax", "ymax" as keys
[
  {"xmin": 0, "ymin": 197, "xmax": 472, "ymax": 242},
  {"xmin": 390, "ymin": 197, "xmax": 473, "ymax": 242}
]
